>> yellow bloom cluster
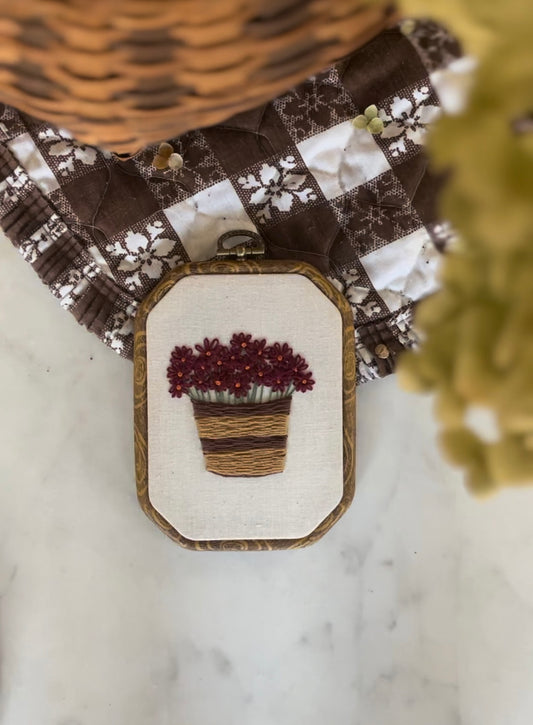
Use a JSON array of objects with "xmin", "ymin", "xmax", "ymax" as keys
[{"xmin": 394, "ymin": 1, "xmax": 533, "ymax": 492}]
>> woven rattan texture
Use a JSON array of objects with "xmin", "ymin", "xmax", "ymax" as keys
[
  {"xmin": 195, "ymin": 413, "xmax": 290, "ymax": 439},
  {"xmin": 0, "ymin": 0, "xmax": 395, "ymax": 153}
]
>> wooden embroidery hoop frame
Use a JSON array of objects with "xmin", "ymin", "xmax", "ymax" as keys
[{"xmin": 134, "ymin": 235, "xmax": 356, "ymax": 550}]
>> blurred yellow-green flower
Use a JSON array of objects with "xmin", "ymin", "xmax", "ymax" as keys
[{"xmin": 393, "ymin": 0, "xmax": 533, "ymax": 493}]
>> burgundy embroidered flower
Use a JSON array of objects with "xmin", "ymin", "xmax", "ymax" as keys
[
  {"xmin": 167, "ymin": 362, "xmax": 192, "ymax": 398},
  {"xmin": 253, "ymin": 362, "xmax": 271, "ymax": 386},
  {"xmin": 241, "ymin": 358, "xmax": 255, "ymax": 375},
  {"xmin": 287, "ymin": 353, "xmax": 309, "ymax": 376},
  {"xmin": 211, "ymin": 345, "xmax": 230, "ymax": 370},
  {"xmin": 194, "ymin": 355, "xmax": 211, "ymax": 375},
  {"xmin": 229, "ymin": 374, "xmax": 252, "ymax": 398},
  {"xmin": 195, "ymin": 337, "xmax": 220, "ymax": 359},
  {"xmin": 170, "ymin": 345, "xmax": 194, "ymax": 365},
  {"xmin": 248, "ymin": 338, "xmax": 268, "ymax": 359},
  {"xmin": 168, "ymin": 332, "xmax": 314, "ymax": 403},
  {"xmin": 191, "ymin": 373, "xmax": 210, "ymax": 392},
  {"xmin": 270, "ymin": 369, "xmax": 293, "ymax": 393},
  {"xmin": 230, "ymin": 332, "xmax": 252, "ymax": 352},
  {"xmin": 224, "ymin": 348, "xmax": 241, "ymax": 367},
  {"xmin": 267, "ymin": 342, "xmax": 293, "ymax": 366},
  {"xmin": 169, "ymin": 381, "xmax": 189, "ymax": 398},
  {"xmin": 167, "ymin": 348, "xmax": 194, "ymax": 397},
  {"xmin": 294, "ymin": 373, "xmax": 315, "ymax": 392},
  {"xmin": 212, "ymin": 372, "xmax": 229, "ymax": 392}
]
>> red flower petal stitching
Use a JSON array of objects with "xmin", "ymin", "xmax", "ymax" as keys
[
  {"xmin": 229, "ymin": 374, "xmax": 252, "ymax": 398},
  {"xmin": 230, "ymin": 332, "xmax": 252, "ymax": 352},
  {"xmin": 294, "ymin": 374, "xmax": 315, "ymax": 392},
  {"xmin": 267, "ymin": 342, "xmax": 293, "ymax": 366},
  {"xmin": 195, "ymin": 337, "xmax": 220, "ymax": 359}
]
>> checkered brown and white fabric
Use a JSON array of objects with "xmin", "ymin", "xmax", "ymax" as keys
[{"xmin": 0, "ymin": 20, "xmax": 466, "ymax": 383}]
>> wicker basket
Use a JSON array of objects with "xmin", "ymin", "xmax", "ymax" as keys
[
  {"xmin": 192, "ymin": 397, "xmax": 292, "ymax": 477},
  {"xmin": 0, "ymin": 0, "xmax": 395, "ymax": 154}
]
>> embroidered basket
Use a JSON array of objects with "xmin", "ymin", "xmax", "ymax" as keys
[
  {"xmin": 192, "ymin": 398, "xmax": 292, "ymax": 477},
  {"xmin": 0, "ymin": 0, "xmax": 395, "ymax": 153}
]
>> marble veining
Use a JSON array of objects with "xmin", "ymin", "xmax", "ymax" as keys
[{"xmin": 2, "ymin": 236, "xmax": 533, "ymax": 725}]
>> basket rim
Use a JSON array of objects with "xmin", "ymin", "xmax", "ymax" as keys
[{"xmin": 191, "ymin": 396, "xmax": 292, "ymax": 417}]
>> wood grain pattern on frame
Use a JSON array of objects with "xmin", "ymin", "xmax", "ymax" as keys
[{"xmin": 134, "ymin": 259, "xmax": 356, "ymax": 550}]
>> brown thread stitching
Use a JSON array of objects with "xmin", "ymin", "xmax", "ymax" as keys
[
  {"xmin": 191, "ymin": 397, "xmax": 292, "ymax": 418},
  {"xmin": 200, "ymin": 435, "xmax": 287, "ymax": 453}
]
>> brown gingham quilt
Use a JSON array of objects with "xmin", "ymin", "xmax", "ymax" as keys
[{"xmin": 0, "ymin": 20, "xmax": 469, "ymax": 383}]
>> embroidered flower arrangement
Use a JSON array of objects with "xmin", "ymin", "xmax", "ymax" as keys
[
  {"xmin": 167, "ymin": 333, "xmax": 315, "ymax": 404},
  {"xmin": 167, "ymin": 333, "xmax": 315, "ymax": 477}
]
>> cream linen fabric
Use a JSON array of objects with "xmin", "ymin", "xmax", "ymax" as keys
[{"xmin": 146, "ymin": 274, "xmax": 345, "ymax": 541}]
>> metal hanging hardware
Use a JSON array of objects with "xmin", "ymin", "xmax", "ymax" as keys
[{"xmin": 215, "ymin": 230, "xmax": 265, "ymax": 260}]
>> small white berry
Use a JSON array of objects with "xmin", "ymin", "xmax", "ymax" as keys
[{"xmin": 168, "ymin": 152, "xmax": 184, "ymax": 170}]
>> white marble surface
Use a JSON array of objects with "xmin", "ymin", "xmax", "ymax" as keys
[{"xmin": 2, "ymin": 235, "xmax": 533, "ymax": 725}]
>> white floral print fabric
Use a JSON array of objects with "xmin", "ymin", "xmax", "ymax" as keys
[
  {"xmin": 38, "ymin": 128, "xmax": 99, "ymax": 176},
  {"xmin": 238, "ymin": 156, "xmax": 317, "ymax": 223},
  {"xmin": 106, "ymin": 220, "xmax": 182, "ymax": 291},
  {"xmin": 0, "ymin": 166, "xmax": 32, "ymax": 207},
  {"xmin": 51, "ymin": 263, "xmax": 98, "ymax": 310},
  {"xmin": 104, "ymin": 301, "xmax": 139, "ymax": 354},
  {"xmin": 379, "ymin": 85, "xmax": 441, "ymax": 157},
  {"xmin": 18, "ymin": 214, "xmax": 67, "ymax": 263}
]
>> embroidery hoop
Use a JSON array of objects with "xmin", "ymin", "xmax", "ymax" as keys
[{"xmin": 134, "ymin": 231, "xmax": 356, "ymax": 550}]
